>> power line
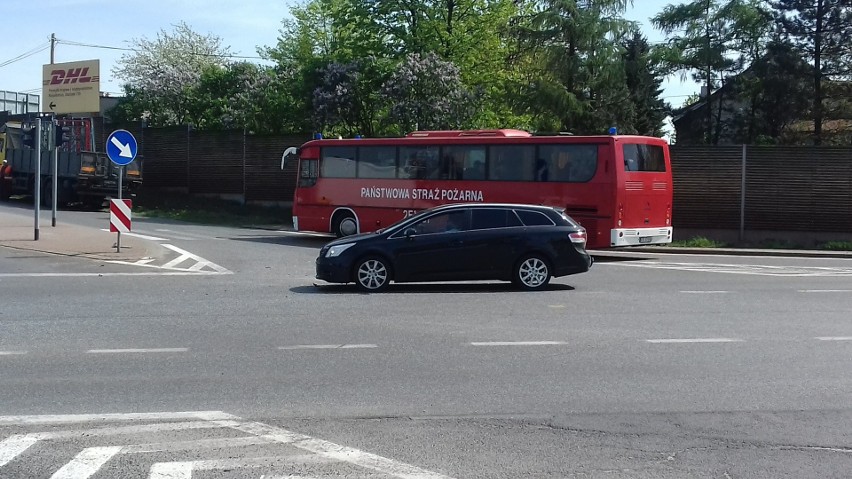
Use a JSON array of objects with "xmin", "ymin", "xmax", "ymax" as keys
[
  {"xmin": 56, "ymin": 38, "xmax": 264, "ymax": 60},
  {"xmin": 0, "ymin": 41, "xmax": 51, "ymax": 68}
]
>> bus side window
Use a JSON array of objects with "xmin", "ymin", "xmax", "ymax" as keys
[
  {"xmin": 321, "ymin": 146, "xmax": 356, "ymax": 178},
  {"xmin": 488, "ymin": 145, "xmax": 535, "ymax": 181}
]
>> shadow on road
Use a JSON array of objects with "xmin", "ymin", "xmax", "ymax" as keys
[
  {"xmin": 291, "ymin": 282, "xmax": 576, "ymax": 294},
  {"xmin": 228, "ymin": 235, "xmax": 329, "ymax": 249},
  {"xmin": 590, "ymin": 253, "xmax": 656, "ymax": 263}
]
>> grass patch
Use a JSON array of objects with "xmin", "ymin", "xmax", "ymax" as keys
[
  {"xmin": 817, "ymin": 241, "xmax": 852, "ymax": 251},
  {"xmin": 756, "ymin": 239, "xmax": 801, "ymax": 249},
  {"xmin": 133, "ymin": 191, "xmax": 290, "ymax": 228},
  {"xmin": 669, "ymin": 236, "xmax": 729, "ymax": 248}
]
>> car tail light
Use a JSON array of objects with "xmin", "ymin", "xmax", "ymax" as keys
[{"xmin": 569, "ymin": 230, "xmax": 587, "ymax": 246}]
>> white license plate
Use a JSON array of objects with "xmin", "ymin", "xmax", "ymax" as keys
[{"xmin": 639, "ymin": 236, "xmax": 652, "ymax": 243}]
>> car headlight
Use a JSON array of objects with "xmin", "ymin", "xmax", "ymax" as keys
[{"xmin": 326, "ymin": 243, "xmax": 355, "ymax": 258}]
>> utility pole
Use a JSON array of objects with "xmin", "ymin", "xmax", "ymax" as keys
[{"xmin": 50, "ymin": 32, "xmax": 58, "ymax": 227}]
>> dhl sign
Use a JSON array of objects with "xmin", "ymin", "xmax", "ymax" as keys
[
  {"xmin": 42, "ymin": 59, "xmax": 101, "ymax": 114},
  {"xmin": 46, "ymin": 67, "xmax": 100, "ymax": 85}
]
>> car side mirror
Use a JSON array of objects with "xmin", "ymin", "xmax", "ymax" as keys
[{"xmin": 404, "ymin": 228, "xmax": 416, "ymax": 239}]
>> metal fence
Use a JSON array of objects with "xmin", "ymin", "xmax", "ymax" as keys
[
  {"xmin": 671, "ymin": 145, "xmax": 852, "ymax": 236},
  {"xmin": 105, "ymin": 123, "xmax": 305, "ymax": 204}
]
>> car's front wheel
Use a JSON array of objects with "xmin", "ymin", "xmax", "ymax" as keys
[
  {"xmin": 513, "ymin": 254, "xmax": 551, "ymax": 291},
  {"xmin": 354, "ymin": 256, "xmax": 391, "ymax": 292}
]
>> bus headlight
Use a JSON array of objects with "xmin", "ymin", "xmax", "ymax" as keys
[{"xmin": 326, "ymin": 243, "xmax": 355, "ymax": 258}]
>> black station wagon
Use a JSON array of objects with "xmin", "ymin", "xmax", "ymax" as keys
[{"xmin": 315, "ymin": 203, "xmax": 593, "ymax": 292}]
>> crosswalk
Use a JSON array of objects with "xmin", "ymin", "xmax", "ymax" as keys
[
  {"xmin": 0, "ymin": 411, "xmax": 453, "ymax": 478},
  {"xmin": 615, "ymin": 261, "xmax": 852, "ymax": 277}
]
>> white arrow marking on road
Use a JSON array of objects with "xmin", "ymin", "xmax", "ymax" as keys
[{"xmin": 110, "ymin": 136, "xmax": 133, "ymax": 158}]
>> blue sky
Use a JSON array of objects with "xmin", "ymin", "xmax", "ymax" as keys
[{"xmin": 2, "ymin": 0, "xmax": 698, "ymax": 110}]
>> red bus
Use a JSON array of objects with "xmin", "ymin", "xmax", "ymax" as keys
[{"xmin": 288, "ymin": 129, "xmax": 672, "ymax": 249}]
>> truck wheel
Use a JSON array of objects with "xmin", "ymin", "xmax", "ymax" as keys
[
  {"xmin": 83, "ymin": 197, "xmax": 105, "ymax": 210},
  {"xmin": 0, "ymin": 166, "xmax": 11, "ymax": 201}
]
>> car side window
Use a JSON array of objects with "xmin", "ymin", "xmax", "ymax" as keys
[
  {"xmin": 409, "ymin": 210, "xmax": 470, "ymax": 235},
  {"xmin": 471, "ymin": 208, "xmax": 523, "ymax": 230},
  {"xmin": 515, "ymin": 210, "xmax": 555, "ymax": 226}
]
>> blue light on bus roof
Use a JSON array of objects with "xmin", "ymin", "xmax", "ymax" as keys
[
  {"xmin": 608, "ymin": 127, "xmax": 617, "ymax": 135},
  {"xmin": 314, "ymin": 133, "xmax": 323, "ymax": 139}
]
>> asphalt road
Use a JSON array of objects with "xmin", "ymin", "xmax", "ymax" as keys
[{"xmin": 2, "ymin": 205, "xmax": 852, "ymax": 478}]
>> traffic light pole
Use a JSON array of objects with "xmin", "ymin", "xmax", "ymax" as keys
[
  {"xmin": 51, "ymin": 117, "xmax": 58, "ymax": 227},
  {"xmin": 33, "ymin": 119, "xmax": 41, "ymax": 241}
]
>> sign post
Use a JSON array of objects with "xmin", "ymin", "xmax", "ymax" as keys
[{"xmin": 105, "ymin": 129, "xmax": 138, "ymax": 252}]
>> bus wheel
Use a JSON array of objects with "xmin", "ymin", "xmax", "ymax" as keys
[
  {"xmin": 333, "ymin": 212, "xmax": 358, "ymax": 237},
  {"xmin": 513, "ymin": 254, "xmax": 551, "ymax": 291},
  {"xmin": 354, "ymin": 256, "xmax": 391, "ymax": 292}
]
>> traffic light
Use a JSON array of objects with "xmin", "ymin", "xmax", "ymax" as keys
[
  {"xmin": 21, "ymin": 123, "xmax": 35, "ymax": 149},
  {"xmin": 55, "ymin": 124, "xmax": 71, "ymax": 149}
]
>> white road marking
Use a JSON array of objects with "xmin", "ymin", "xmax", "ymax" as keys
[
  {"xmin": 680, "ymin": 290, "xmax": 729, "ymax": 294},
  {"xmin": 619, "ymin": 261, "xmax": 852, "ymax": 277},
  {"xmin": 161, "ymin": 253, "xmax": 193, "ymax": 269},
  {"xmin": 161, "ymin": 244, "xmax": 231, "ymax": 274},
  {"xmin": 214, "ymin": 419, "xmax": 456, "ymax": 479},
  {"xmin": 470, "ymin": 341, "xmax": 567, "ymax": 346},
  {"xmin": 646, "ymin": 338, "xmax": 744, "ymax": 343},
  {"xmin": 86, "ymin": 348, "xmax": 188, "ymax": 354},
  {"xmin": 50, "ymin": 446, "xmax": 122, "ymax": 479},
  {"xmin": 148, "ymin": 461, "xmax": 193, "ymax": 479},
  {"xmin": 815, "ymin": 337, "xmax": 852, "ymax": 341},
  {"xmin": 0, "ymin": 351, "xmax": 26, "ymax": 355},
  {"xmin": 0, "ymin": 434, "xmax": 41, "ymax": 467},
  {"xmin": 278, "ymin": 344, "xmax": 378, "ymax": 350},
  {"xmin": 547, "ymin": 305, "xmax": 566, "ymax": 309},
  {"xmin": 149, "ymin": 455, "xmax": 334, "ymax": 478},
  {"xmin": 0, "ymin": 272, "xmax": 222, "ymax": 277},
  {"xmin": 99, "ymin": 230, "xmax": 168, "ymax": 241},
  {"xmin": 105, "ymin": 243, "xmax": 232, "ymax": 274},
  {"xmin": 0, "ymin": 411, "xmax": 233, "ymax": 425},
  {"xmin": 799, "ymin": 289, "xmax": 852, "ymax": 293},
  {"xmin": 134, "ymin": 258, "xmax": 156, "ymax": 265},
  {"xmin": 1, "ymin": 411, "xmax": 454, "ymax": 479}
]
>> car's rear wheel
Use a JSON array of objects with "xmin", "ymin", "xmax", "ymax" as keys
[
  {"xmin": 513, "ymin": 254, "xmax": 551, "ymax": 291},
  {"xmin": 354, "ymin": 256, "xmax": 391, "ymax": 292}
]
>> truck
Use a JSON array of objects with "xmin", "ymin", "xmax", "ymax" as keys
[{"xmin": 0, "ymin": 116, "xmax": 141, "ymax": 208}]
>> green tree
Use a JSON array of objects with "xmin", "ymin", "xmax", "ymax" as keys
[
  {"xmin": 773, "ymin": 0, "xmax": 852, "ymax": 145},
  {"xmin": 652, "ymin": 0, "xmax": 771, "ymax": 143},
  {"xmin": 508, "ymin": 0, "xmax": 636, "ymax": 134},
  {"xmin": 111, "ymin": 21, "xmax": 232, "ymax": 126},
  {"xmin": 623, "ymin": 32, "xmax": 670, "ymax": 136}
]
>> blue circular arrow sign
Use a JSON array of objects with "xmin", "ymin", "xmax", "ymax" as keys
[{"xmin": 106, "ymin": 129, "xmax": 138, "ymax": 166}]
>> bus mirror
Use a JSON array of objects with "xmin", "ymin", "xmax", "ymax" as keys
[{"xmin": 281, "ymin": 147, "xmax": 298, "ymax": 169}]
